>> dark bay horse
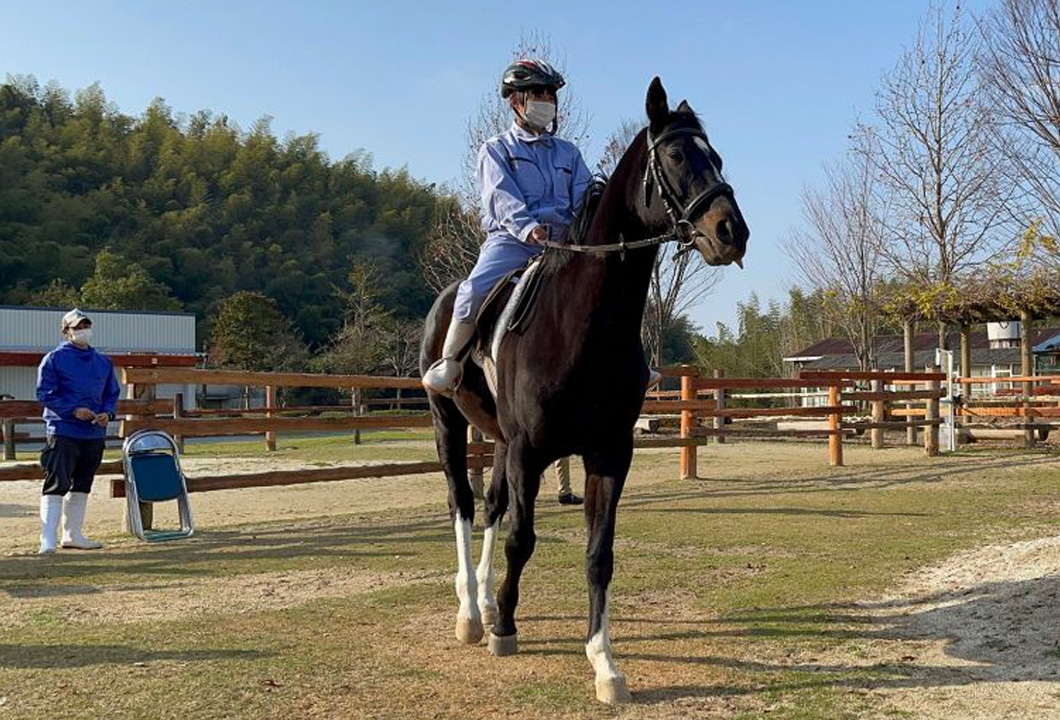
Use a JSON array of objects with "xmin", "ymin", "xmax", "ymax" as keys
[{"xmin": 420, "ymin": 77, "xmax": 749, "ymax": 704}]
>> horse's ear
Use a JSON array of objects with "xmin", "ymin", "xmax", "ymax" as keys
[
  {"xmin": 646, "ymin": 77, "xmax": 669, "ymax": 131},
  {"xmin": 676, "ymin": 99, "xmax": 693, "ymax": 114}
]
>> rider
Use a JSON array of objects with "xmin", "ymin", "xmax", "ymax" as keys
[{"xmin": 422, "ymin": 59, "xmax": 593, "ymax": 394}]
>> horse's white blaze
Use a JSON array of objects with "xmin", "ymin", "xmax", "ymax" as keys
[
  {"xmin": 693, "ymin": 136, "xmax": 725, "ymax": 183},
  {"xmin": 454, "ymin": 518, "xmax": 480, "ymax": 622},
  {"xmin": 585, "ymin": 593, "xmax": 622, "ymax": 683},
  {"xmin": 476, "ymin": 520, "xmax": 500, "ymax": 620}
]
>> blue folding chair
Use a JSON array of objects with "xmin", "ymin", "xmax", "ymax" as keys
[{"xmin": 121, "ymin": 430, "xmax": 194, "ymax": 542}]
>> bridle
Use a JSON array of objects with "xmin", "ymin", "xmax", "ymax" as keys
[
  {"xmin": 645, "ymin": 126, "xmax": 734, "ymax": 249},
  {"xmin": 540, "ymin": 124, "xmax": 734, "ymax": 258}
]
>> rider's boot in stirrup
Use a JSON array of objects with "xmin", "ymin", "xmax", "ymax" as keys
[{"xmin": 422, "ymin": 320, "xmax": 475, "ymax": 395}]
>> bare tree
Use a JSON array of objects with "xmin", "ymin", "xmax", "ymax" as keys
[
  {"xmin": 865, "ymin": 1, "xmax": 1011, "ymax": 347},
  {"xmin": 316, "ymin": 259, "xmax": 392, "ymax": 375},
  {"xmin": 980, "ymin": 0, "xmax": 1060, "ymax": 245},
  {"xmin": 787, "ymin": 136, "xmax": 890, "ymax": 370},
  {"xmin": 599, "ymin": 119, "xmax": 721, "ymax": 366},
  {"xmin": 419, "ymin": 33, "xmax": 591, "ymax": 291}
]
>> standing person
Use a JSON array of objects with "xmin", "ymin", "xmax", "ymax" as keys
[
  {"xmin": 36, "ymin": 308, "xmax": 120, "ymax": 555},
  {"xmin": 422, "ymin": 58, "xmax": 593, "ymax": 395},
  {"xmin": 554, "ymin": 456, "xmax": 582, "ymax": 505}
]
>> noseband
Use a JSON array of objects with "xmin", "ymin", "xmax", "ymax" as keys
[{"xmin": 540, "ymin": 125, "xmax": 734, "ymax": 258}]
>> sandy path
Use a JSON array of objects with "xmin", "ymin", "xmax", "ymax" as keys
[{"xmin": 0, "ymin": 455, "xmax": 451, "ymax": 555}]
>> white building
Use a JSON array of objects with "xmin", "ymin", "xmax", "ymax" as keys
[{"xmin": 0, "ymin": 305, "xmax": 199, "ymax": 438}]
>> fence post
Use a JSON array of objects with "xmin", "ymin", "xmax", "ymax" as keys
[
  {"xmin": 2, "ymin": 418, "xmax": 15, "ymax": 461},
  {"xmin": 680, "ymin": 372, "xmax": 698, "ymax": 479},
  {"xmin": 712, "ymin": 368, "xmax": 726, "ymax": 445},
  {"xmin": 1021, "ymin": 308, "xmax": 1035, "ymax": 449},
  {"xmin": 871, "ymin": 379, "xmax": 884, "ymax": 450},
  {"xmin": 925, "ymin": 374, "xmax": 940, "ymax": 457},
  {"xmin": 469, "ymin": 426, "xmax": 484, "ymax": 500},
  {"xmin": 173, "ymin": 392, "xmax": 186, "ymax": 454},
  {"xmin": 904, "ymin": 319, "xmax": 918, "ymax": 446},
  {"xmin": 265, "ymin": 385, "xmax": 277, "ymax": 452},
  {"xmin": 352, "ymin": 387, "xmax": 362, "ymax": 445},
  {"xmin": 828, "ymin": 383, "xmax": 843, "ymax": 467}
]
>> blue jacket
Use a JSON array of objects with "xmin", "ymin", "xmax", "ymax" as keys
[
  {"xmin": 477, "ymin": 122, "xmax": 593, "ymax": 244},
  {"xmin": 36, "ymin": 342, "xmax": 121, "ymax": 439}
]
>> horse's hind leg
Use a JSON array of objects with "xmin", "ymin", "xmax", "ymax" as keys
[
  {"xmin": 582, "ymin": 445, "xmax": 633, "ymax": 704},
  {"xmin": 476, "ymin": 439, "xmax": 508, "ymax": 627},
  {"xmin": 429, "ymin": 393, "xmax": 483, "ymax": 645}
]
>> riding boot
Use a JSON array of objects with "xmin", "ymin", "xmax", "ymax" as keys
[
  {"xmin": 422, "ymin": 320, "xmax": 476, "ymax": 395},
  {"xmin": 39, "ymin": 495, "xmax": 62, "ymax": 555},
  {"xmin": 61, "ymin": 492, "xmax": 103, "ymax": 550}
]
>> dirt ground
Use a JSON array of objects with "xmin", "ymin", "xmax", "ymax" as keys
[{"xmin": 4, "ymin": 442, "xmax": 1060, "ymax": 718}]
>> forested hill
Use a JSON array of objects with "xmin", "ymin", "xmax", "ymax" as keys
[{"xmin": 0, "ymin": 76, "xmax": 446, "ymax": 347}]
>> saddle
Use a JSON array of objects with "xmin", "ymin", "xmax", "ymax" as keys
[
  {"xmin": 470, "ymin": 256, "xmax": 547, "ymax": 397},
  {"xmin": 467, "ymin": 178, "xmax": 607, "ymax": 396}
]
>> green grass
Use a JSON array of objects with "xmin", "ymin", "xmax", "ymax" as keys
[{"xmin": 4, "ymin": 444, "xmax": 1060, "ymax": 719}]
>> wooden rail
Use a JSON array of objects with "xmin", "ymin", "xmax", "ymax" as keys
[{"xmin": 0, "ymin": 367, "xmax": 957, "ymax": 498}]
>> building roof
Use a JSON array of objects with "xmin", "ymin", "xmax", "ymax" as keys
[
  {"xmin": 1, "ymin": 305, "xmax": 196, "ymax": 355},
  {"xmin": 786, "ymin": 328, "xmax": 1060, "ymax": 371},
  {"xmin": 1033, "ymin": 333, "xmax": 1060, "ymax": 354}
]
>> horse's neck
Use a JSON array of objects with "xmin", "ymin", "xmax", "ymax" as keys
[{"xmin": 559, "ymin": 151, "xmax": 661, "ymax": 343}]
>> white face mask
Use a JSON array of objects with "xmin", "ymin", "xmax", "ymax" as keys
[
  {"xmin": 523, "ymin": 99, "xmax": 556, "ymax": 130},
  {"xmin": 69, "ymin": 328, "xmax": 92, "ymax": 345}
]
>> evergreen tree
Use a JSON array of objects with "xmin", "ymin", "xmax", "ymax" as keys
[
  {"xmin": 80, "ymin": 248, "xmax": 181, "ymax": 311},
  {"xmin": 209, "ymin": 291, "xmax": 306, "ymax": 372}
]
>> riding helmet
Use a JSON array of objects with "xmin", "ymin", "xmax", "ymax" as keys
[{"xmin": 500, "ymin": 59, "xmax": 566, "ymax": 98}]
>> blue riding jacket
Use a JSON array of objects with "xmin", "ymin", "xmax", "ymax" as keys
[
  {"xmin": 477, "ymin": 122, "xmax": 593, "ymax": 244},
  {"xmin": 453, "ymin": 123, "xmax": 592, "ymax": 323},
  {"xmin": 36, "ymin": 342, "xmax": 121, "ymax": 440}
]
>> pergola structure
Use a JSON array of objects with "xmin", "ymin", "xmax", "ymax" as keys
[{"xmin": 885, "ymin": 268, "xmax": 1060, "ymax": 447}]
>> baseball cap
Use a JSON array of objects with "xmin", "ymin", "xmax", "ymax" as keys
[{"xmin": 61, "ymin": 308, "xmax": 92, "ymax": 331}]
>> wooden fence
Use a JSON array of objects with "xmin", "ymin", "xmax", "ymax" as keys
[
  {"xmin": 0, "ymin": 366, "xmax": 954, "ymax": 497},
  {"xmin": 894, "ymin": 374, "xmax": 1060, "ymax": 448},
  {"xmin": 645, "ymin": 367, "xmax": 946, "ymax": 478}
]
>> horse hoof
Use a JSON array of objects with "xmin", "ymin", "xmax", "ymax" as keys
[
  {"xmin": 595, "ymin": 675, "xmax": 632, "ymax": 705},
  {"xmin": 455, "ymin": 617, "xmax": 484, "ymax": 645},
  {"xmin": 479, "ymin": 603, "xmax": 499, "ymax": 627},
  {"xmin": 488, "ymin": 631, "xmax": 518, "ymax": 656}
]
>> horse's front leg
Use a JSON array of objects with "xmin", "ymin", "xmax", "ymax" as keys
[
  {"xmin": 477, "ymin": 439, "xmax": 508, "ymax": 627},
  {"xmin": 489, "ymin": 435, "xmax": 542, "ymax": 656},
  {"xmin": 582, "ymin": 445, "xmax": 633, "ymax": 704}
]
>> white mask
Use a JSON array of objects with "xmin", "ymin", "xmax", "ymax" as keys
[
  {"xmin": 523, "ymin": 99, "xmax": 556, "ymax": 130},
  {"xmin": 70, "ymin": 328, "xmax": 92, "ymax": 345}
]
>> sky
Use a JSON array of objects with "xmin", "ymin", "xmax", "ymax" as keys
[{"xmin": 0, "ymin": 0, "xmax": 993, "ymax": 337}]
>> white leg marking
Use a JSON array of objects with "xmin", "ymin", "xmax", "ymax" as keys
[
  {"xmin": 585, "ymin": 592, "xmax": 630, "ymax": 703},
  {"xmin": 454, "ymin": 518, "xmax": 483, "ymax": 643},
  {"xmin": 476, "ymin": 520, "xmax": 500, "ymax": 625},
  {"xmin": 454, "ymin": 518, "xmax": 480, "ymax": 617}
]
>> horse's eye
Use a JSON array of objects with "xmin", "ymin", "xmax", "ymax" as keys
[{"xmin": 667, "ymin": 149, "xmax": 684, "ymax": 163}]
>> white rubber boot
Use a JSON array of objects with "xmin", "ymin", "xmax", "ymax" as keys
[
  {"xmin": 422, "ymin": 320, "xmax": 476, "ymax": 395},
  {"xmin": 61, "ymin": 492, "xmax": 103, "ymax": 550},
  {"xmin": 38, "ymin": 495, "xmax": 62, "ymax": 555}
]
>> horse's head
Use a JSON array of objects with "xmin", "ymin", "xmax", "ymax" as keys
[{"xmin": 643, "ymin": 77, "xmax": 749, "ymax": 267}]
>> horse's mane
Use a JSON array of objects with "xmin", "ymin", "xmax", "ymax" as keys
[{"xmin": 539, "ymin": 127, "xmax": 650, "ymax": 275}]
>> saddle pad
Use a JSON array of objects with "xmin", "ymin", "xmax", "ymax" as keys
[{"xmin": 491, "ymin": 257, "xmax": 545, "ymax": 364}]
